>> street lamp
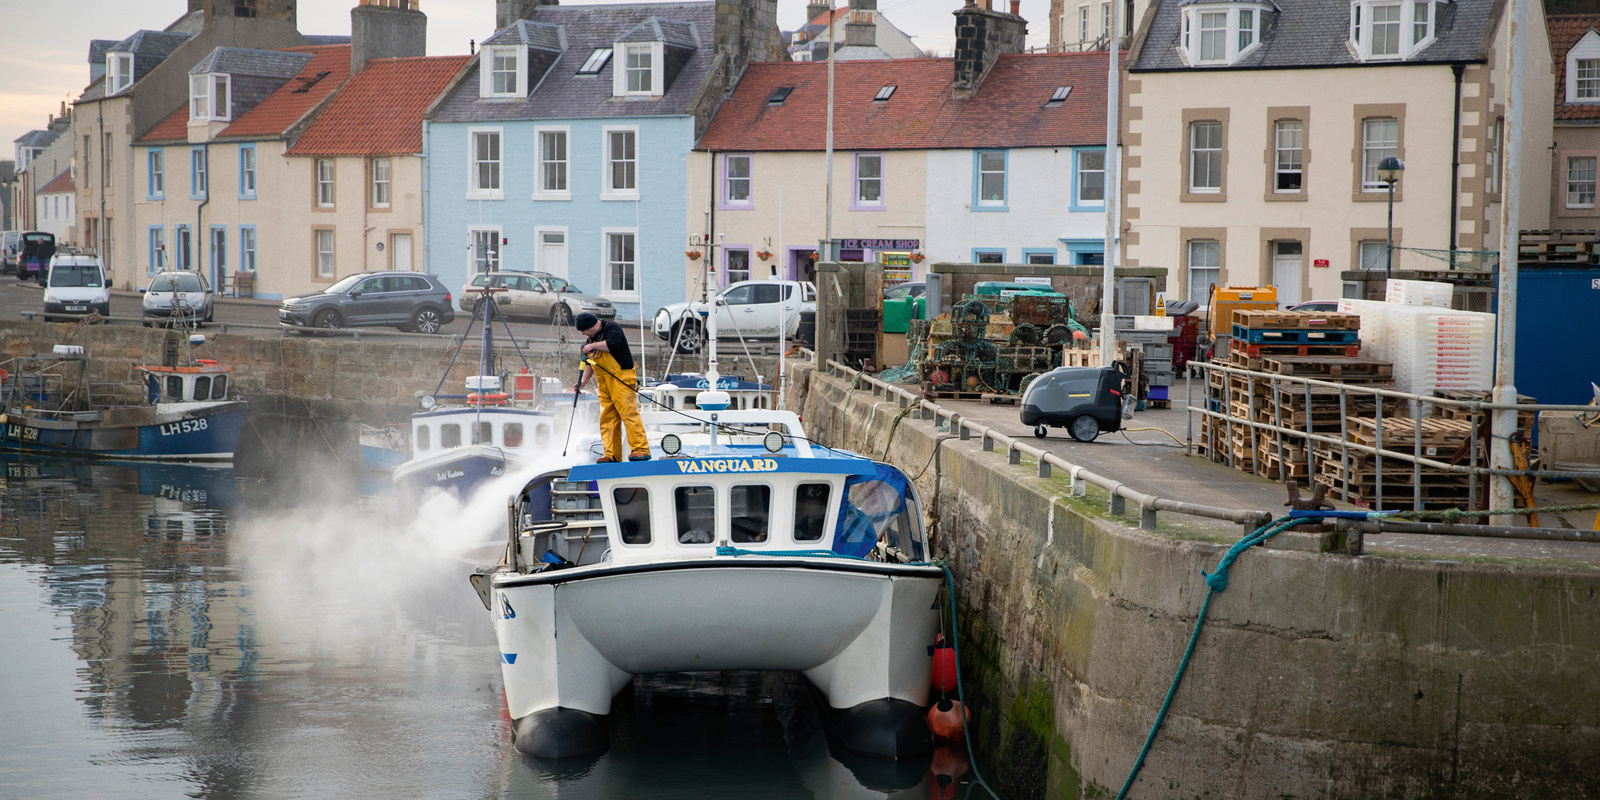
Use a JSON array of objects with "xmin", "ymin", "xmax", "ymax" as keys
[{"xmin": 1379, "ymin": 156, "xmax": 1405, "ymax": 278}]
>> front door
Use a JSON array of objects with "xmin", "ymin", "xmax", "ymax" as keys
[
  {"xmin": 210, "ymin": 228, "xmax": 227, "ymax": 290},
  {"xmin": 390, "ymin": 233, "xmax": 413, "ymax": 270},
  {"xmin": 176, "ymin": 227, "xmax": 192, "ymax": 271},
  {"xmin": 540, "ymin": 231, "xmax": 567, "ymax": 279},
  {"xmin": 1272, "ymin": 241, "xmax": 1303, "ymax": 307}
]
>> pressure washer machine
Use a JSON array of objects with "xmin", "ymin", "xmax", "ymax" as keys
[{"xmin": 1019, "ymin": 364, "xmax": 1130, "ymax": 442}]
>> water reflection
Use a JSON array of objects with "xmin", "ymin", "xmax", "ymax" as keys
[{"xmin": 0, "ymin": 452, "xmax": 968, "ymax": 799}]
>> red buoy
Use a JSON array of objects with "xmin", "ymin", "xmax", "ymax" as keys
[
  {"xmin": 930, "ymin": 633, "xmax": 957, "ymax": 694},
  {"xmin": 926, "ymin": 745, "xmax": 971, "ymax": 800},
  {"xmin": 927, "ymin": 697, "xmax": 970, "ymax": 743}
]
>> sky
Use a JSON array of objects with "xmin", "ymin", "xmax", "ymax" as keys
[{"xmin": 0, "ymin": 0, "xmax": 1057, "ymax": 157}]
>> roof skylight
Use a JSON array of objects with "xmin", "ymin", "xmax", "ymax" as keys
[
  {"xmin": 578, "ymin": 48, "xmax": 613, "ymax": 74},
  {"xmin": 767, "ymin": 86, "xmax": 794, "ymax": 104},
  {"xmin": 874, "ymin": 85, "xmax": 896, "ymax": 101},
  {"xmin": 1048, "ymin": 86, "xmax": 1071, "ymax": 103}
]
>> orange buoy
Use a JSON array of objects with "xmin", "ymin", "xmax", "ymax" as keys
[
  {"xmin": 927, "ymin": 697, "xmax": 970, "ymax": 743},
  {"xmin": 930, "ymin": 633, "xmax": 957, "ymax": 694},
  {"xmin": 925, "ymin": 744, "xmax": 971, "ymax": 800}
]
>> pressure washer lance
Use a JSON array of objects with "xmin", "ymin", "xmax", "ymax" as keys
[{"xmin": 560, "ymin": 356, "xmax": 594, "ymax": 458}]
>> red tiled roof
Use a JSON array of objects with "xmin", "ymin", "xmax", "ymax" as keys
[
  {"xmin": 697, "ymin": 53, "xmax": 1114, "ymax": 152},
  {"xmin": 287, "ymin": 55, "xmax": 471, "ymax": 156},
  {"xmin": 38, "ymin": 169, "xmax": 74, "ymax": 194},
  {"xmin": 221, "ymin": 45, "xmax": 352, "ymax": 138},
  {"xmin": 1551, "ymin": 15, "xmax": 1600, "ymax": 120},
  {"xmin": 138, "ymin": 106, "xmax": 190, "ymax": 145}
]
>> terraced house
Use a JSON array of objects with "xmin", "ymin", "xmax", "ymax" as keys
[
  {"xmin": 422, "ymin": 0, "xmax": 787, "ymax": 322},
  {"xmin": 1123, "ymin": 0, "xmax": 1552, "ymax": 307}
]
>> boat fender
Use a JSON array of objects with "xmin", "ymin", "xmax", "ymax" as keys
[
  {"xmin": 927, "ymin": 698, "xmax": 970, "ymax": 743},
  {"xmin": 926, "ymin": 745, "xmax": 971, "ymax": 800},
  {"xmin": 930, "ymin": 633, "xmax": 957, "ymax": 694},
  {"xmin": 196, "ymin": 359, "xmax": 219, "ymax": 366}
]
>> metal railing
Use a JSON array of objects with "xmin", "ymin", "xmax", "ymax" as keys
[{"xmin": 1187, "ymin": 360, "xmax": 1600, "ymax": 512}]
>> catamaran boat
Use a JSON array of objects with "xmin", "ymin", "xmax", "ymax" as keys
[
  {"xmin": 391, "ymin": 291, "xmax": 558, "ymax": 499},
  {"xmin": 0, "ymin": 338, "xmax": 246, "ymax": 461},
  {"xmin": 469, "ymin": 382, "xmax": 945, "ymax": 761}
]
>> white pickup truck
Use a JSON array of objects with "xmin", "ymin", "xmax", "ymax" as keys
[{"xmin": 652, "ymin": 279, "xmax": 817, "ymax": 354}]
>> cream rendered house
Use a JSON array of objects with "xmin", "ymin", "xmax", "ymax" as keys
[
  {"xmin": 1547, "ymin": 15, "xmax": 1600, "ymax": 230},
  {"xmin": 1123, "ymin": 0, "xmax": 1551, "ymax": 306}
]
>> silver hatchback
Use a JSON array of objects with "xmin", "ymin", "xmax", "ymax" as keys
[
  {"xmin": 459, "ymin": 271, "xmax": 615, "ymax": 325},
  {"xmin": 141, "ymin": 271, "xmax": 215, "ymax": 327}
]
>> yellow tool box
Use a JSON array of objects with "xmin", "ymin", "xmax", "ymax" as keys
[{"xmin": 1208, "ymin": 286, "xmax": 1279, "ymax": 337}]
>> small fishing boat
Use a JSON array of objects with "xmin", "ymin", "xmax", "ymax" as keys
[
  {"xmin": 469, "ymin": 370, "xmax": 944, "ymax": 761},
  {"xmin": 0, "ymin": 338, "xmax": 246, "ymax": 462},
  {"xmin": 391, "ymin": 290, "xmax": 558, "ymax": 499}
]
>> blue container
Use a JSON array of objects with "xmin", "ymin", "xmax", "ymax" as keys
[{"xmin": 1511, "ymin": 267, "xmax": 1600, "ymax": 406}]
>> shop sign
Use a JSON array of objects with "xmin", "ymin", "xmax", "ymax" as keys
[{"xmin": 839, "ymin": 239, "xmax": 920, "ymax": 250}]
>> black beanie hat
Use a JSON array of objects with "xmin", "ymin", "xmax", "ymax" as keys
[{"xmin": 574, "ymin": 312, "xmax": 599, "ymax": 330}]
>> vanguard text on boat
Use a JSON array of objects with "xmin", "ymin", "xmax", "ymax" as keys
[
  {"xmin": 0, "ymin": 337, "xmax": 246, "ymax": 461},
  {"xmin": 390, "ymin": 287, "xmax": 558, "ymax": 498},
  {"xmin": 470, "ymin": 406, "xmax": 944, "ymax": 760}
]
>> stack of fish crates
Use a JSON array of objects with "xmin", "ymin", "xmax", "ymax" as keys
[
  {"xmin": 551, "ymin": 479, "xmax": 603, "ymax": 523},
  {"xmin": 1340, "ymin": 296, "xmax": 1494, "ymax": 395}
]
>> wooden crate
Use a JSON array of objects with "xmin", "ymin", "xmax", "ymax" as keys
[{"xmin": 1231, "ymin": 309, "xmax": 1362, "ymax": 330}]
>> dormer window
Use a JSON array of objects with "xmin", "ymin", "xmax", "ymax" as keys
[
  {"xmin": 189, "ymin": 74, "xmax": 230, "ymax": 121},
  {"xmin": 482, "ymin": 46, "xmax": 527, "ymax": 98},
  {"xmin": 108, "ymin": 53, "xmax": 134, "ymax": 94},
  {"xmin": 616, "ymin": 43, "xmax": 661, "ymax": 96},
  {"xmin": 1566, "ymin": 30, "xmax": 1600, "ymax": 104},
  {"xmin": 1179, "ymin": 2, "xmax": 1268, "ymax": 66},
  {"xmin": 1349, "ymin": 0, "xmax": 1441, "ymax": 61}
]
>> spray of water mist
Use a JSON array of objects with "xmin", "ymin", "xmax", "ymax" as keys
[{"xmin": 231, "ymin": 416, "xmax": 600, "ymax": 653}]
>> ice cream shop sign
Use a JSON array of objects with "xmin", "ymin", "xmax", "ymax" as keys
[{"xmin": 838, "ymin": 239, "xmax": 921, "ymax": 250}]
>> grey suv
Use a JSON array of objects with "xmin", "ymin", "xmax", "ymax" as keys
[{"xmin": 278, "ymin": 271, "xmax": 455, "ymax": 333}]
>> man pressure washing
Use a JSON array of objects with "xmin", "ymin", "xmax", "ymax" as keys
[{"xmin": 573, "ymin": 312, "xmax": 650, "ymax": 463}]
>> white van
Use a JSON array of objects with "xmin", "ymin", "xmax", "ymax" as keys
[
  {"xmin": 1, "ymin": 231, "xmax": 21, "ymax": 274},
  {"xmin": 42, "ymin": 254, "xmax": 111, "ymax": 322}
]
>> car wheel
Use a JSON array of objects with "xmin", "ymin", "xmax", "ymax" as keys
[
  {"xmin": 672, "ymin": 319, "xmax": 703, "ymax": 354},
  {"xmin": 1069, "ymin": 415, "xmax": 1100, "ymax": 443},
  {"xmin": 205, "ymin": 306, "xmax": 214, "ymax": 323},
  {"xmin": 1034, "ymin": 424, "xmax": 1048, "ymax": 439},
  {"xmin": 412, "ymin": 307, "xmax": 443, "ymax": 334},
  {"xmin": 314, "ymin": 309, "xmax": 342, "ymax": 329},
  {"xmin": 551, "ymin": 305, "xmax": 573, "ymax": 328}
]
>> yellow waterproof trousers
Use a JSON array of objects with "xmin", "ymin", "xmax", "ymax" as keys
[{"xmin": 593, "ymin": 350, "xmax": 647, "ymax": 461}]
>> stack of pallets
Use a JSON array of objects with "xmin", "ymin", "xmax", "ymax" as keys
[
  {"xmin": 1313, "ymin": 417, "xmax": 1480, "ymax": 511},
  {"xmin": 1518, "ymin": 230, "xmax": 1598, "ymax": 266}
]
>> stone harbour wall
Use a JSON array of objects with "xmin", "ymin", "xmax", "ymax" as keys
[{"xmin": 792, "ymin": 362, "xmax": 1600, "ymax": 799}]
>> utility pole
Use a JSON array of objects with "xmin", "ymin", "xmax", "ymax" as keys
[
  {"xmin": 1098, "ymin": 0, "xmax": 1120, "ymax": 365},
  {"xmin": 1490, "ymin": 0, "xmax": 1525, "ymax": 520}
]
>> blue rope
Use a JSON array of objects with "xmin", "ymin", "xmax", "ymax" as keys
[
  {"xmin": 714, "ymin": 546, "xmax": 869, "ymax": 560},
  {"xmin": 1113, "ymin": 515, "xmax": 1319, "ymax": 800}
]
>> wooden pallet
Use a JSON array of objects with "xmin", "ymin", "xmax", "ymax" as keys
[
  {"xmin": 1232, "ymin": 326, "xmax": 1361, "ymax": 345},
  {"xmin": 981, "ymin": 393, "xmax": 1020, "ymax": 405},
  {"xmin": 1231, "ymin": 309, "xmax": 1362, "ymax": 330},
  {"xmin": 1146, "ymin": 398, "xmax": 1171, "ymax": 409},
  {"xmin": 1251, "ymin": 355, "xmax": 1392, "ymax": 378},
  {"xmin": 1237, "ymin": 343, "xmax": 1363, "ymax": 359},
  {"xmin": 1346, "ymin": 416, "xmax": 1474, "ymax": 446},
  {"xmin": 925, "ymin": 389, "xmax": 983, "ymax": 400}
]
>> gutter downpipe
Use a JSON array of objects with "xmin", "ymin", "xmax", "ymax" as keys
[
  {"xmin": 422, "ymin": 120, "xmax": 430, "ymax": 274},
  {"xmin": 1450, "ymin": 63, "xmax": 1464, "ymax": 265},
  {"xmin": 1099, "ymin": 0, "xmax": 1120, "ymax": 365},
  {"xmin": 98, "ymin": 105, "xmax": 107, "ymax": 279},
  {"xmin": 1491, "ymin": 0, "xmax": 1525, "ymax": 519},
  {"xmin": 197, "ymin": 142, "xmax": 211, "ymax": 284}
]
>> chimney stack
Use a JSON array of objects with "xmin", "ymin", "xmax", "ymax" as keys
[
  {"xmin": 351, "ymin": 0, "xmax": 427, "ymax": 75},
  {"xmin": 952, "ymin": 0, "xmax": 1027, "ymax": 96},
  {"xmin": 806, "ymin": 1, "xmax": 830, "ymax": 24},
  {"xmin": 497, "ymin": 0, "xmax": 558, "ymax": 31},
  {"xmin": 845, "ymin": 10, "xmax": 876, "ymax": 48}
]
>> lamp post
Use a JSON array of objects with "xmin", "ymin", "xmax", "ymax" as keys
[{"xmin": 1379, "ymin": 156, "xmax": 1405, "ymax": 277}]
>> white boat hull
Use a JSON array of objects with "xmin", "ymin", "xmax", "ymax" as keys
[{"xmin": 489, "ymin": 558, "xmax": 943, "ymax": 758}]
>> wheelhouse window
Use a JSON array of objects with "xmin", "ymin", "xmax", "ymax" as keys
[
  {"xmin": 730, "ymin": 485, "xmax": 771, "ymax": 543},
  {"xmin": 1189, "ymin": 121, "xmax": 1222, "ymax": 193},
  {"xmin": 416, "ymin": 426, "xmax": 430, "ymax": 451},
  {"xmin": 440, "ymin": 424, "xmax": 462, "ymax": 448},
  {"xmin": 1360, "ymin": 117, "xmax": 1399, "ymax": 191},
  {"xmin": 504, "ymin": 423, "xmax": 523, "ymax": 448},
  {"xmin": 613, "ymin": 487, "xmax": 651, "ymax": 544},
  {"xmin": 674, "ymin": 486, "xmax": 716, "ymax": 544},
  {"xmin": 1568, "ymin": 156, "xmax": 1596, "ymax": 209},
  {"xmin": 1274, "ymin": 120, "xmax": 1303, "ymax": 192}
]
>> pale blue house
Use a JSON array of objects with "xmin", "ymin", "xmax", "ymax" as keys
[{"xmin": 424, "ymin": 0, "xmax": 787, "ymax": 321}]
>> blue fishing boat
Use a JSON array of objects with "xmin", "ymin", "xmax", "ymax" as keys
[{"xmin": 0, "ymin": 339, "xmax": 246, "ymax": 462}]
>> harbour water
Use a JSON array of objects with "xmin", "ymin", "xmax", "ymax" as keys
[{"xmin": 0, "ymin": 453, "xmax": 969, "ymax": 799}]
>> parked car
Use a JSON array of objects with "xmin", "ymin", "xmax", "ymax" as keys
[
  {"xmin": 458, "ymin": 271, "xmax": 615, "ymax": 325},
  {"xmin": 41, "ymin": 254, "xmax": 110, "ymax": 322},
  {"xmin": 141, "ymin": 270, "xmax": 215, "ymax": 327},
  {"xmin": 2, "ymin": 231, "xmax": 22, "ymax": 274},
  {"xmin": 885, "ymin": 281, "xmax": 926, "ymax": 301},
  {"xmin": 1286, "ymin": 300, "xmax": 1341, "ymax": 312},
  {"xmin": 278, "ymin": 271, "xmax": 455, "ymax": 333},
  {"xmin": 18, "ymin": 231, "xmax": 56, "ymax": 283},
  {"xmin": 653, "ymin": 279, "xmax": 817, "ymax": 354}
]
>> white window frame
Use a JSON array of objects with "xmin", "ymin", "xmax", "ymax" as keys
[
  {"xmin": 1568, "ymin": 156, "xmax": 1597, "ymax": 209},
  {"xmin": 190, "ymin": 74, "xmax": 209, "ymax": 120},
  {"xmin": 110, "ymin": 53, "xmax": 134, "ymax": 94},
  {"xmin": 602, "ymin": 126, "xmax": 640, "ymax": 200},
  {"xmin": 724, "ymin": 153, "xmax": 753, "ymax": 207},
  {"xmin": 1238, "ymin": 8, "xmax": 1255, "ymax": 51},
  {"xmin": 480, "ymin": 45, "xmax": 527, "ymax": 98},
  {"xmin": 469, "ymin": 226, "xmax": 504, "ymax": 273},
  {"xmin": 1358, "ymin": 240, "xmax": 1389, "ymax": 270},
  {"xmin": 1274, "ymin": 119, "xmax": 1303, "ymax": 193},
  {"xmin": 1568, "ymin": 34, "xmax": 1600, "ymax": 104},
  {"xmin": 976, "ymin": 150, "xmax": 1007, "ymax": 207},
  {"xmin": 1078, "ymin": 5, "xmax": 1089, "ymax": 42},
  {"xmin": 854, "ymin": 153, "xmax": 885, "ymax": 208},
  {"xmin": 468, "ymin": 127, "xmax": 504, "ymax": 199},
  {"xmin": 1350, "ymin": 0, "xmax": 1434, "ymax": 60},
  {"xmin": 1101, "ymin": 2, "xmax": 1112, "ymax": 38},
  {"xmin": 371, "ymin": 157, "xmax": 391, "ymax": 208},
  {"xmin": 601, "ymin": 228, "xmax": 640, "ymax": 301},
  {"xmin": 1187, "ymin": 239, "xmax": 1221, "ymax": 304},
  {"xmin": 1199, "ymin": 11, "xmax": 1227, "ymax": 61},
  {"xmin": 240, "ymin": 226, "xmax": 257, "ymax": 272},
  {"xmin": 315, "ymin": 158, "xmax": 336, "ymax": 207},
  {"xmin": 1076, "ymin": 148, "xmax": 1106, "ymax": 205},
  {"xmin": 1189, "ymin": 121, "xmax": 1223, "ymax": 193},
  {"xmin": 315, "ymin": 228, "xmax": 336, "ymax": 278},
  {"xmin": 190, "ymin": 148, "xmax": 208, "ymax": 198},
  {"xmin": 148, "ymin": 149, "xmax": 164, "ymax": 198},
  {"xmin": 239, "ymin": 145, "xmax": 256, "ymax": 198},
  {"xmin": 614, "ymin": 42, "xmax": 663, "ymax": 97},
  {"xmin": 211, "ymin": 74, "xmax": 231, "ymax": 121},
  {"xmin": 535, "ymin": 126, "xmax": 571, "ymax": 200},
  {"xmin": 1181, "ymin": 4, "xmax": 1265, "ymax": 65},
  {"xmin": 1360, "ymin": 117, "xmax": 1399, "ymax": 192}
]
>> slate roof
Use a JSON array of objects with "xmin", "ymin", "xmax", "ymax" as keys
[
  {"xmin": 189, "ymin": 47, "xmax": 314, "ymax": 79},
  {"xmin": 618, "ymin": 17, "xmax": 701, "ymax": 49},
  {"xmin": 109, "ymin": 30, "xmax": 193, "ymax": 59},
  {"xmin": 288, "ymin": 55, "xmax": 473, "ymax": 156},
  {"xmin": 13, "ymin": 129, "xmax": 60, "ymax": 148},
  {"xmin": 483, "ymin": 19, "xmax": 567, "ymax": 51},
  {"xmin": 38, "ymin": 169, "xmax": 75, "ymax": 195},
  {"xmin": 1133, "ymin": 0, "xmax": 1498, "ymax": 71},
  {"xmin": 696, "ymin": 53, "xmax": 1112, "ymax": 151},
  {"xmin": 1550, "ymin": 14, "xmax": 1600, "ymax": 120},
  {"xmin": 431, "ymin": 2, "xmax": 716, "ymax": 123},
  {"xmin": 134, "ymin": 45, "xmax": 352, "ymax": 145},
  {"xmin": 89, "ymin": 39, "xmax": 118, "ymax": 66}
]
